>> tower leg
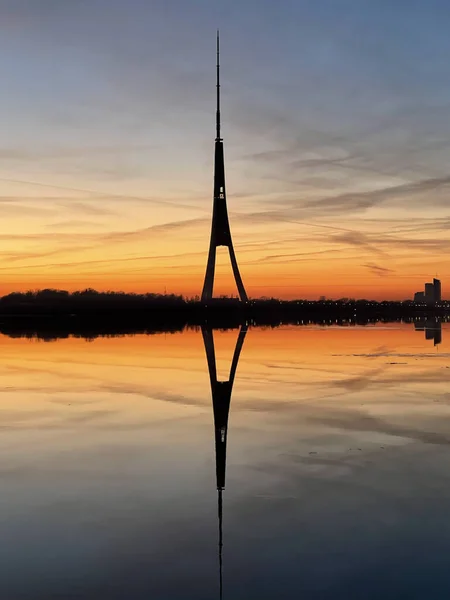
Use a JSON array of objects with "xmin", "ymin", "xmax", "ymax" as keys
[
  {"xmin": 202, "ymin": 326, "xmax": 217, "ymax": 387},
  {"xmin": 228, "ymin": 326, "xmax": 247, "ymax": 385},
  {"xmin": 202, "ymin": 242, "xmax": 217, "ymax": 302},
  {"xmin": 228, "ymin": 244, "xmax": 248, "ymax": 302}
]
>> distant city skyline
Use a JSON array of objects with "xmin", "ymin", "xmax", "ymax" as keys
[
  {"xmin": 1, "ymin": 1, "xmax": 450, "ymax": 299},
  {"xmin": 414, "ymin": 277, "xmax": 442, "ymax": 304}
]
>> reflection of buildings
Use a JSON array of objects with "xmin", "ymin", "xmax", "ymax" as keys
[
  {"xmin": 202, "ymin": 325, "xmax": 247, "ymax": 600},
  {"xmin": 414, "ymin": 319, "xmax": 442, "ymax": 346},
  {"xmin": 414, "ymin": 278, "xmax": 441, "ymax": 304}
]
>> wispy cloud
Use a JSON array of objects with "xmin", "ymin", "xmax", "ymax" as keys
[
  {"xmin": 57, "ymin": 200, "xmax": 115, "ymax": 217},
  {"xmin": 104, "ymin": 217, "xmax": 208, "ymax": 242},
  {"xmin": 47, "ymin": 220, "xmax": 108, "ymax": 230},
  {"xmin": 0, "ymin": 144, "xmax": 154, "ymax": 162},
  {"xmin": 0, "ymin": 203, "xmax": 57, "ymax": 217},
  {"xmin": 0, "ymin": 177, "xmax": 204, "ymax": 212},
  {"xmin": 363, "ymin": 263, "xmax": 395, "ymax": 277},
  {"xmin": 330, "ymin": 231, "xmax": 389, "ymax": 257}
]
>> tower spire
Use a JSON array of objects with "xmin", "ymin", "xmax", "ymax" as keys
[{"xmin": 216, "ymin": 30, "xmax": 221, "ymax": 141}]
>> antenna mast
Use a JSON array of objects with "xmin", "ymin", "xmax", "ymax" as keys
[{"xmin": 216, "ymin": 30, "xmax": 221, "ymax": 140}]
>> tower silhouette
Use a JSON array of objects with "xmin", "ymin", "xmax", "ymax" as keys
[
  {"xmin": 201, "ymin": 325, "xmax": 247, "ymax": 599},
  {"xmin": 201, "ymin": 32, "xmax": 248, "ymax": 303}
]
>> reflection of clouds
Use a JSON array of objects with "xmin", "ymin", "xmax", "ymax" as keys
[
  {"xmin": 0, "ymin": 405, "xmax": 116, "ymax": 431},
  {"xmin": 227, "ymin": 440, "xmax": 450, "ymax": 597},
  {"xmin": 333, "ymin": 367, "xmax": 450, "ymax": 387},
  {"xmin": 345, "ymin": 353, "xmax": 450, "ymax": 358},
  {"xmin": 332, "ymin": 366, "xmax": 388, "ymax": 392},
  {"xmin": 0, "ymin": 381, "xmax": 205, "ymax": 409},
  {"xmin": 239, "ymin": 362, "xmax": 449, "ymax": 397},
  {"xmin": 100, "ymin": 383, "xmax": 204, "ymax": 409},
  {"xmin": 309, "ymin": 408, "xmax": 450, "ymax": 447}
]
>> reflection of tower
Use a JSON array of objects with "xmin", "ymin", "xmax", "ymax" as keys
[
  {"xmin": 202, "ymin": 325, "xmax": 247, "ymax": 600},
  {"xmin": 201, "ymin": 32, "xmax": 248, "ymax": 303}
]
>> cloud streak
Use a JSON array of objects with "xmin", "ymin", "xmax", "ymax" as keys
[{"xmin": 364, "ymin": 263, "xmax": 395, "ymax": 277}]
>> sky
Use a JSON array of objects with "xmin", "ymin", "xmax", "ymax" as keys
[{"xmin": 1, "ymin": 0, "xmax": 450, "ymax": 299}]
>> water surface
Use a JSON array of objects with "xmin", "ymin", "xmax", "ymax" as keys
[{"xmin": 1, "ymin": 323, "xmax": 450, "ymax": 599}]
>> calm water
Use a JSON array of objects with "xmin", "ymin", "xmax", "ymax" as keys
[{"xmin": 1, "ymin": 323, "xmax": 450, "ymax": 599}]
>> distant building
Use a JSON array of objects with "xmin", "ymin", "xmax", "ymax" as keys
[
  {"xmin": 414, "ymin": 291, "xmax": 425, "ymax": 303},
  {"xmin": 434, "ymin": 278, "xmax": 442, "ymax": 302},
  {"xmin": 425, "ymin": 283, "xmax": 435, "ymax": 303},
  {"xmin": 413, "ymin": 278, "xmax": 441, "ymax": 304}
]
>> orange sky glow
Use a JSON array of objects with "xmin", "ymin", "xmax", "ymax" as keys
[{"xmin": 0, "ymin": 176, "xmax": 447, "ymax": 301}]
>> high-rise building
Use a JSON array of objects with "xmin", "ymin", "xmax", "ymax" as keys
[
  {"xmin": 434, "ymin": 278, "xmax": 442, "ymax": 302},
  {"xmin": 413, "ymin": 278, "xmax": 442, "ymax": 304},
  {"xmin": 425, "ymin": 282, "xmax": 435, "ymax": 303}
]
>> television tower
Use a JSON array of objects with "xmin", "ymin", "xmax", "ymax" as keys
[{"xmin": 201, "ymin": 31, "xmax": 248, "ymax": 303}]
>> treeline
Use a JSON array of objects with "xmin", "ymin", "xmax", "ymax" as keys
[
  {"xmin": 1, "ymin": 288, "xmax": 448, "ymax": 311},
  {"xmin": 0, "ymin": 288, "xmax": 186, "ymax": 313},
  {"xmin": 0, "ymin": 289, "xmax": 447, "ymax": 330}
]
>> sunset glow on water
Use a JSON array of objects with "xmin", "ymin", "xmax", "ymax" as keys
[{"xmin": 1, "ymin": 324, "xmax": 449, "ymax": 598}]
